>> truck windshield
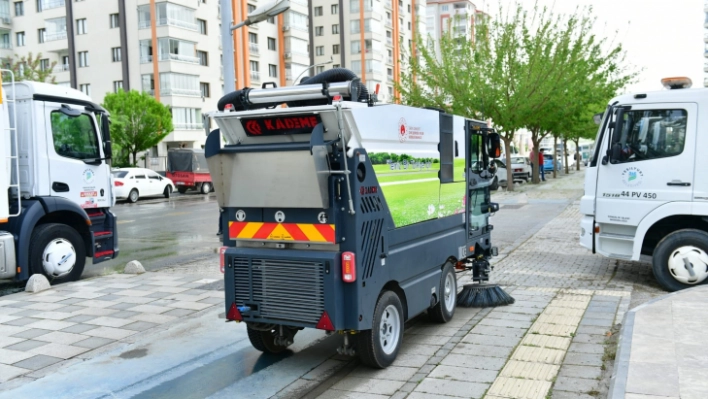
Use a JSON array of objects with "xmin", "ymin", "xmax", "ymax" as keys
[{"xmin": 50, "ymin": 112, "xmax": 100, "ymax": 160}]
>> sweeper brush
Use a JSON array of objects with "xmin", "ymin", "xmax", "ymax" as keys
[{"xmin": 457, "ymin": 284, "xmax": 515, "ymax": 308}]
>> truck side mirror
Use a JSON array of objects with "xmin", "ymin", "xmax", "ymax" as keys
[
  {"xmin": 610, "ymin": 143, "xmax": 622, "ymax": 164},
  {"xmin": 605, "ymin": 107, "xmax": 626, "ymax": 164},
  {"xmin": 101, "ymin": 114, "xmax": 112, "ymax": 160},
  {"xmin": 488, "ymin": 133, "xmax": 501, "ymax": 158}
]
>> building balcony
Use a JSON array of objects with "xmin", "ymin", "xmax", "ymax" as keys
[
  {"xmin": 161, "ymin": 88, "xmax": 201, "ymax": 97},
  {"xmin": 386, "ymin": 37, "xmax": 392, "ymax": 46},
  {"xmin": 173, "ymin": 122, "xmax": 203, "ymax": 130},
  {"xmin": 387, "ymin": 56, "xmax": 393, "ymax": 64},
  {"xmin": 54, "ymin": 64, "xmax": 70, "ymax": 72},
  {"xmin": 0, "ymin": 41, "xmax": 10, "ymax": 49},
  {"xmin": 250, "ymin": 71, "xmax": 260, "ymax": 82},
  {"xmin": 139, "ymin": 18, "xmax": 198, "ymax": 31},
  {"xmin": 385, "ymin": 20, "xmax": 392, "ymax": 28},
  {"xmin": 705, "ymin": 62, "xmax": 708, "ymax": 72},
  {"xmin": 45, "ymin": 31, "xmax": 67, "ymax": 42},
  {"xmin": 38, "ymin": 0, "xmax": 65, "ymax": 11},
  {"xmin": 141, "ymin": 55, "xmax": 152, "ymax": 63},
  {"xmin": 160, "ymin": 53, "xmax": 199, "ymax": 63},
  {"xmin": 387, "ymin": 75, "xmax": 393, "ymax": 82},
  {"xmin": 249, "ymin": 43, "xmax": 259, "ymax": 54}
]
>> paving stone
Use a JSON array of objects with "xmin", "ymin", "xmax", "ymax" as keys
[
  {"xmin": 567, "ymin": 343, "xmax": 603, "ymax": 355},
  {"xmin": 0, "ymin": 337, "xmax": 26, "ymax": 349},
  {"xmin": 478, "ymin": 318, "xmax": 533, "ymax": 329},
  {"xmin": 162, "ymin": 308, "xmax": 196, "ymax": 317},
  {"xmin": 84, "ymin": 316, "xmax": 133, "ymax": 328},
  {"xmin": 122, "ymin": 321, "xmax": 160, "ymax": 332},
  {"xmin": 146, "ymin": 291, "xmax": 174, "ymax": 298},
  {"xmin": 500, "ymin": 360, "xmax": 560, "ymax": 381},
  {"xmin": 129, "ymin": 313, "xmax": 178, "ymax": 324},
  {"xmin": 315, "ymin": 389, "xmax": 391, "ymax": 399},
  {"xmin": 521, "ymin": 334, "xmax": 571, "ymax": 350},
  {"xmin": 301, "ymin": 359, "xmax": 348, "ymax": 381},
  {"xmin": 553, "ymin": 376, "xmax": 598, "ymax": 393},
  {"xmin": 347, "ymin": 366, "xmax": 418, "ymax": 382},
  {"xmin": 399, "ymin": 344, "xmax": 440, "ymax": 357},
  {"xmin": 562, "ymin": 352, "xmax": 603, "ymax": 368},
  {"xmin": 452, "ymin": 342, "xmax": 514, "ymax": 359},
  {"xmin": 405, "ymin": 392, "xmax": 465, "ymax": 399},
  {"xmin": 392, "ymin": 353, "xmax": 429, "ymax": 368},
  {"xmin": 625, "ymin": 361, "xmax": 680, "ymax": 397},
  {"xmin": 53, "ymin": 305, "xmax": 86, "ymax": 314},
  {"xmin": 10, "ymin": 328, "xmax": 52, "ymax": 339},
  {"xmin": 551, "ymin": 391, "xmax": 597, "ymax": 399},
  {"xmin": 413, "ymin": 377, "xmax": 488, "ymax": 398},
  {"xmin": 0, "ymin": 364, "xmax": 31, "ymax": 383},
  {"xmin": 440, "ymin": 354, "xmax": 507, "ymax": 371},
  {"xmin": 486, "ymin": 311, "xmax": 537, "ymax": 322},
  {"xmin": 73, "ymin": 336, "xmax": 115, "ymax": 349},
  {"xmin": 575, "ymin": 325, "xmax": 610, "ymax": 336},
  {"xmin": 511, "ymin": 346, "xmax": 566, "ymax": 364},
  {"xmin": 60, "ymin": 323, "xmax": 99, "ymax": 334},
  {"xmin": 487, "ymin": 376, "xmax": 552, "ymax": 399},
  {"xmin": 428, "ymin": 365, "xmax": 498, "ymax": 383},
  {"xmin": 332, "ymin": 377, "xmax": 405, "ymax": 395},
  {"xmin": 404, "ymin": 334, "xmax": 450, "ymax": 346},
  {"xmin": 3, "ymin": 317, "xmax": 41, "ymax": 326},
  {"xmin": 535, "ymin": 314, "xmax": 583, "ymax": 326},
  {"xmin": 579, "ymin": 317, "xmax": 614, "ymax": 328},
  {"xmin": 5, "ymin": 340, "xmax": 49, "ymax": 352},
  {"xmin": 83, "ymin": 326, "xmax": 137, "ymax": 340},
  {"xmin": 28, "ymin": 343, "xmax": 88, "ymax": 359},
  {"xmin": 0, "ymin": 348, "xmax": 35, "ymax": 365},
  {"xmin": 557, "ymin": 365, "xmax": 602, "ymax": 380},
  {"xmin": 470, "ymin": 325, "xmax": 526, "ymax": 338},
  {"xmin": 12, "ymin": 354, "xmax": 63, "ymax": 371},
  {"xmin": 108, "ymin": 311, "xmax": 141, "ymax": 319},
  {"xmin": 571, "ymin": 334, "xmax": 606, "ymax": 345},
  {"xmin": 591, "ymin": 295, "xmax": 621, "ymax": 303},
  {"xmin": 461, "ymin": 333, "xmax": 520, "ymax": 347},
  {"xmin": 106, "ymin": 302, "xmax": 138, "ymax": 310},
  {"xmin": 529, "ymin": 322, "xmax": 577, "ymax": 337},
  {"xmin": 24, "ymin": 320, "xmax": 75, "ymax": 331},
  {"xmin": 92, "ymin": 294, "xmax": 123, "ymax": 302}
]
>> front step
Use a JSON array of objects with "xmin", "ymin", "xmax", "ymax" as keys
[{"xmin": 88, "ymin": 208, "xmax": 118, "ymax": 263}]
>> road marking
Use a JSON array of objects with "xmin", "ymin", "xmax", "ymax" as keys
[{"xmin": 118, "ymin": 220, "xmax": 134, "ymax": 224}]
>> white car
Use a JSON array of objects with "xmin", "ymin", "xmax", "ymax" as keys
[
  {"xmin": 491, "ymin": 159, "xmax": 508, "ymax": 190},
  {"xmin": 510, "ymin": 156, "xmax": 532, "ymax": 181},
  {"xmin": 112, "ymin": 168, "xmax": 176, "ymax": 203}
]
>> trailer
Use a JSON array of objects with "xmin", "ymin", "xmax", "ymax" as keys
[
  {"xmin": 0, "ymin": 75, "xmax": 118, "ymax": 283},
  {"xmin": 166, "ymin": 148, "xmax": 212, "ymax": 195},
  {"xmin": 206, "ymin": 76, "xmax": 501, "ymax": 368}
]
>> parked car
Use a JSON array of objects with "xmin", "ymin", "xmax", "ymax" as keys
[
  {"xmin": 490, "ymin": 159, "xmax": 508, "ymax": 190},
  {"xmin": 510, "ymin": 156, "xmax": 532, "ymax": 181},
  {"xmin": 543, "ymin": 153, "xmax": 562, "ymax": 172},
  {"xmin": 112, "ymin": 168, "xmax": 176, "ymax": 203}
]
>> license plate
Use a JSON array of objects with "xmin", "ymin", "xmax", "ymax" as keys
[{"xmin": 176, "ymin": 182, "xmax": 185, "ymax": 185}]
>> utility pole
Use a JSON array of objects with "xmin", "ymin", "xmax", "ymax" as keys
[{"xmin": 220, "ymin": 0, "xmax": 236, "ymax": 94}]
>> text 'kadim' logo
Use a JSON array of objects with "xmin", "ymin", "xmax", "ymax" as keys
[
  {"xmin": 621, "ymin": 166, "xmax": 644, "ymax": 187},
  {"xmin": 398, "ymin": 117, "xmax": 408, "ymax": 142},
  {"xmin": 245, "ymin": 120, "xmax": 262, "ymax": 135}
]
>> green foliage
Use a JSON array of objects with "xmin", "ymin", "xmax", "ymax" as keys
[
  {"xmin": 102, "ymin": 90, "xmax": 173, "ymax": 166},
  {"xmin": 398, "ymin": 2, "xmax": 637, "ymax": 186},
  {"xmin": 367, "ymin": 152, "xmax": 436, "ymax": 165},
  {"xmin": 3, "ymin": 52, "xmax": 57, "ymax": 83}
]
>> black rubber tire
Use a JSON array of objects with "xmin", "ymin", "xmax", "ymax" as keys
[
  {"xmin": 200, "ymin": 182, "xmax": 211, "ymax": 195},
  {"xmin": 357, "ymin": 291, "xmax": 404, "ymax": 369},
  {"xmin": 164, "ymin": 185, "xmax": 172, "ymax": 199},
  {"xmin": 429, "ymin": 263, "xmax": 457, "ymax": 323},
  {"xmin": 652, "ymin": 229, "xmax": 708, "ymax": 292},
  {"xmin": 128, "ymin": 189, "xmax": 139, "ymax": 203},
  {"xmin": 29, "ymin": 223, "xmax": 86, "ymax": 284},
  {"xmin": 490, "ymin": 176, "xmax": 499, "ymax": 191},
  {"xmin": 177, "ymin": 187, "xmax": 188, "ymax": 194},
  {"xmin": 247, "ymin": 326, "xmax": 292, "ymax": 354}
]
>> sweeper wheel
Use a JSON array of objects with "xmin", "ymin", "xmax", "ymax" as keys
[
  {"xmin": 429, "ymin": 263, "xmax": 457, "ymax": 323},
  {"xmin": 357, "ymin": 291, "xmax": 404, "ymax": 368}
]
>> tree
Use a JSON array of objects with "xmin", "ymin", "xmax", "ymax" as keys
[
  {"xmin": 3, "ymin": 52, "xmax": 57, "ymax": 83},
  {"xmin": 398, "ymin": 3, "xmax": 635, "ymax": 187},
  {"xmin": 102, "ymin": 90, "xmax": 173, "ymax": 166}
]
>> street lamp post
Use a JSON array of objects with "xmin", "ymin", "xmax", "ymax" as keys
[{"xmin": 220, "ymin": 0, "xmax": 291, "ymax": 94}]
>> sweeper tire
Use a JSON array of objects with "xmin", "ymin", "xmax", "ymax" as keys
[
  {"xmin": 247, "ymin": 326, "xmax": 292, "ymax": 354},
  {"xmin": 429, "ymin": 263, "xmax": 457, "ymax": 323},
  {"xmin": 357, "ymin": 291, "xmax": 404, "ymax": 368}
]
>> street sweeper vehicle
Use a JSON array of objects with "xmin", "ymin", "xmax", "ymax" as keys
[
  {"xmin": 580, "ymin": 76, "xmax": 708, "ymax": 292},
  {"xmin": 207, "ymin": 70, "xmax": 510, "ymax": 368},
  {"xmin": 0, "ymin": 75, "xmax": 118, "ymax": 284}
]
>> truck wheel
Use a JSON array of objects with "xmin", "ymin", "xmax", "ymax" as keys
[
  {"xmin": 490, "ymin": 176, "xmax": 499, "ymax": 191},
  {"xmin": 164, "ymin": 186, "xmax": 172, "ymax": 198},
  {"xmin": 357, "ymin": 291, "xmax": 404, "ymax": 368},
  {"xmin": 177, "ymin": 187, "xmax": 188, "ymax": 194},
  {"xmin": 128, "ymin": 189, "xmax": 139, "ymax": 203},
  {"xmin": 429, "ymin": 263, "xmax": 457, "ymax": 323},
  {"xmin": 200, "ymin": 182, "xmax": 211, "ymax": 195},
  {"xmin": 247, "ymin": 326, "xmax": 294, "ymax": 354},
  {"xmin": 652, "ymin": 229, "xmax": 708, "ymax": 292},
  {"xmin": 29, "ymin": 223, "xmax": 86, "ymax": 283}
]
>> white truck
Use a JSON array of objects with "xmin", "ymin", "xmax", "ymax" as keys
[
  {"xmin": 580, "ymin": 77, "xmax": 707, "ymax": 292},
  {"xmin": 0, "ymin": 76, "xmax": 118, "ymax": 284}
]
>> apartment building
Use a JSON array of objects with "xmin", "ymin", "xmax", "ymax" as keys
[
  {"xmin": 0, "ymin": 0, "xmax": 299, "ymax": 170},
  {"xmin": 426, "ymin": 0, "xmax": 484, "ymax": 60}
]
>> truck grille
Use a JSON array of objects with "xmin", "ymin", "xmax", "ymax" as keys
[{"xmin": 232, "ymin": 257, "xmax": 325, "ymax": 325}]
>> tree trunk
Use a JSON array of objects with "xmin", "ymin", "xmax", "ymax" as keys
[
  {"xmin": 563, "ymin": 139, "xmax": 570, "ymax": 174},
  {"xmin": 132, "ymin": 151, "xmax": 138, "ymax": 167},
  {"xmin": 575, "ymin": 140, "xmax": 581, "ymax": 171},
  {"xmin": 531, "ymin": 138, "xmax": 542, "ymax": 184},
  {"xmin": 503, "ymin": 136, "xmax": 514, "ymax": 192},
  {"xmin": 552, "ymin": 136, "xmax": 558, "ymax": 178}
]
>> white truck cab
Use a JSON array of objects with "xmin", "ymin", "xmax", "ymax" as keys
[
  {"xmin": 580, "ymin": 77, "xmax": 708, "ymax": 291},
  {"xmin": 0, "ymin": 77, "xmax": 118, "ymax": 283}
]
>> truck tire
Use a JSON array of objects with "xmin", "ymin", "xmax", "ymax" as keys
[
  {"xmin": 128, "ymin": 189, "xmax": 139, "ymax": 203},
  {"xmin": 357, "ymin": 291, "xmax": 404, "ymax": 368},
  {"xmin": 200, "ymin": 182, "xmax": 211, "ymax": 195},
  {"xmin": 29, "ymin": 223, "xmax": 86, "ymax": 283},
  {"xmin": 652, "ymin": 229, "xmax": 708, "ymax": 292},
  {"xmin": 429, "ymin": 263, "xmax": 457, "ymax": 323},
  {"xmin": 247, "ymin": 326, "xmax": 294, "ymax": 354},
  {"xmin": 177, "ymin": 187, "xmax": 188, "ymax": 194}
]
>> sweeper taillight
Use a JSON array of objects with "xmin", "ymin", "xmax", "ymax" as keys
[{"xmin": 342, "ymin": 252, "xmax": 356, "ymax": 283}]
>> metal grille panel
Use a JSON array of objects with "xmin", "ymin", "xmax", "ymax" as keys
[
  {"xmin": 232, "ymin": 257, "xmax": 325, "ymax": 325},
  {"xmin": 360, "ymin": 218, "xmax": 384, "ymax": 280}
]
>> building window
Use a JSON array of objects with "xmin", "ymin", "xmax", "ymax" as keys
[
  {"xmin": 110, "ymin": 13, "xmax": 119, "ymax": 28},
  {"xmin": 315, "ymin": 46, "xmax": 324, "ymax": 56},
  {"xmin": 200, "ymin": 82, "xmax": 210, "ymax": 97},
  {"xmin": 76, "ymin": 18, "xmax": 87, "ymax": 35},
  {"xmin": 267, "ymin": 37, "xmax": 276, "ymax": 51},
  {"xmin": 351, "ymin": 40, "xmax": 360, "ymax": 54},
  {"xmin": 78, "ymin": 51, "xmax": 88, "ymax": 67},
  {"xmin": 197, "ymin": 50, "xmax": 208, "ymax": 66},
  {"xmin": 15, "ymin": 32, "xmax": 24, "ymax": 47},
  {"xmin": 14, "ymin": 1, "xmax": 23, "ymax": 16},
  {"xmin": 333, "ymin": 64, "xmax": 340, "ymax": 68},
  {"xmin": 247, "ymin": 4, "xmax": 256, "ymax": 13},
  {"xmin": 331, "ymin": 4, "xmax": 338, "ymax": 14},
  {"xmin": 250, "ymin": 60, "xmax": 258, "ymax": 71},
  {"xmin": 250, "ymin": 60, "xmax": 259, "ymax": 81},
  {"xmin": 113, "ymin": 81, "xmax": 123, "ymax": 93},
  {"xmin": 314, "ymin": 6, "xmax": 322, "ymax": 16},
  {"xmin": 315, "ymin": 26, "xmax": 323, "ymax": 36},
  {"xmin": 39, "ymin": 58, "xmax": 50, "ymax": 71},
  {"xmin": 79, "ymin": 83, "xmax": 90, "ymax": 96},
  {"xmin": 198, "ymin": 19, "xmax": 207, "ymax": 34},
  {"xmin": 267, "ymin": 16, "xmax": 275, "ymax": 24},
  {"xmin": 316, "ymin": 66, "xmax": 324, "ymax": 74},
  {"xmin": 112, "ymin": 47, "xmax": 121, "ymax": 62},
  {"xmin": 268, "ymin": 64, "xmax": 277, "ymax": 78},
  {"xmin": 407, "ymin": 4, "xmax": 410, "ymax": 12},
  {"xmin": 38, "ymin": 28, "xmax": 46, "ymax": 43},
  {"xmin": 332, "ymin": 24, "xmax": 339, "ymax": 34},
  {"xmin": 333, "ymin": 44, "xmax": 339, "ymax": 54},
  {"xmin": 407, "ymin": 21, "xmax": 411, "ymax": 30},
  {"xmin": 172, "ymin": 108, "xmax": 202, "ymax": 130}
]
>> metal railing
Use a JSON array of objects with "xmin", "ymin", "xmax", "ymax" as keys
[
  {"xmin": 38, "ymin": 0, "xmax": 65, "ymax": 11},
  {"xmin": 159, "ymin": 53, "xmax": 200, "ymax": 63},
  {"xmin": 161, "ymin": 88, "xmax": 201, "ymax": 97},
  {"xmin": 0, "ymin": 41, "xmax": 10, "ymax": 49},
  {"xmin": 140, "ymin": 55, "xmax": 152, "ymax": 63},
  {"xmin": 54, "ymin": 64, "xmax": 69, "ymax": 72},
  {"xmin": 45, "ymin": 31, "xmax": 67, "ymax": 41},
  {"xmin": 250, "ymin": 71, "xmax": 260, "ymax": 81},
  {"xmin": 249, "ymin": 43, "xmax": 259, "ymax": 54},
  {"xmin": 173, "ymin": 123, "xmax": 203, "ymax": 130},
  {"xmin": 157, "ymin": 17, "xmax": 199, "ymax": 31},
  {"xmin": 386, "ymin": 37, "xmax": 392, "ymax": 45}
]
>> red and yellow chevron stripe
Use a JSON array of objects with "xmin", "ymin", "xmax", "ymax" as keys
[{"xmin": 228, "ymin": 222, "xmax": 336, "ymax": 243}]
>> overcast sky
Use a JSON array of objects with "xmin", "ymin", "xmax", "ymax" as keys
[{"xmin": 480, "ymin": 0, "xmax": 704, "ymax": 93}]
